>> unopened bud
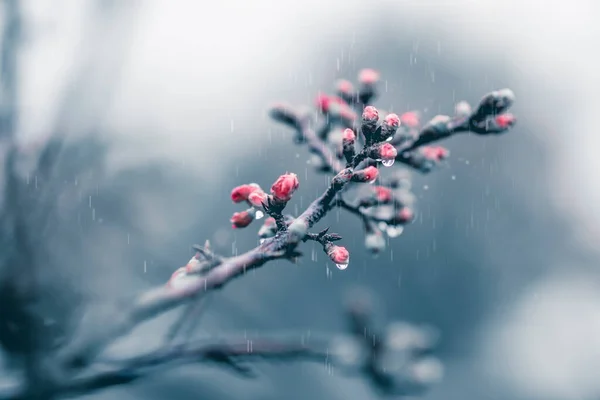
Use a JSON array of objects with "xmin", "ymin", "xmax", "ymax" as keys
[
  {"xmin": 454, "ymin": 101, "xmax": 472, "ymax": 117},
  {"xmin": 400, "ymin": 111, "xmax": 420, "ymax": 128},
  {"xmin": 231, "ymin": 184, "xmax": 260, "ymax": 203},
  {"xmin": 358, "ymin": 68, "xmax": 380, "ymax": 85},
  {"xmin": 231, "ymin": 211, "xmax": 253, "ymax": 229},
  {"xmin": 351, "ymin": 166, "xmax": 379, "ymax": 183},
  {"xmin": 248, "ymin": 190, "xmax": 268, "ymax": 208},
  {"xmin": 495, "ymin": 113, "xmax": 516, "ymax": 129},
  {"xmin": 271, "ymin": 173, "xmax": 299, "ymax": 202},
  {"xmin": 326, "ymin": 244, "xmax": 350, "ymax": 269}
]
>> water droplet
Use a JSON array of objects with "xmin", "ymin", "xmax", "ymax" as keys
[
  {"xmin": 378, "ymin": 222, "xmax": 388, "ymax": 230},
  {"xmin": 386, "ymin": 136, "xmax": 393, "ymax": 142},
  {"xmin": 336, "ymin": 261, "xmax": 349, "ymax": 270},
  {"xmin": 259, "ymin": 238, "xmax": 266, "ymax": 244},
  {"xmin": 382, "ymin": 159, "xmax": 395, "ymax": 167},
  {"xmin": 386, "ymin": 226, "xmax": 404, "ymax": 238},
  {"xmin": 255, "ymin": 210, "xmax": 265, "ymax": 220}
]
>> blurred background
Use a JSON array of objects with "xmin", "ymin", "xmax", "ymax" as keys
[{"xmin": 1, "ymin": 0, "xmax": 600, "ymax": 399}]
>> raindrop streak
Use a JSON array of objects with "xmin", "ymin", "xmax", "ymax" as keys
[
  {"xmin": 255, "ymin": 210, "xmax": 265, "ymax": 220},
  {"xmin": 386, "ymin": 226, "xmax": 404, "ymax": 238},
  {"xmin": 382, "ymin": 159, "xmax": 395, "ymax": 167}
]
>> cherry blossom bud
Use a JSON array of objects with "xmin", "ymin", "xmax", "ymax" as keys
[
  {"xmin": 454, "ymin": 101, "xmax": 472, "ymax": 117},
  {"xmin": 316, "ymin": 94, "xmax": 346, "ymax": 113},
  {"xmin": 377, "ymin": 143, "xmax": 398, "ymax": 161},
  {"xmin": 352, "ymin": 166, "xmax": 379, "ymax": 183},
  {"xmin": 342, "ymin": 128, "xmax": 356, "ymax": 142},
  {"xmin": 231, "ymin": 184, "xmax": 260, "ymax": 203},
  {"xmin": 495, "ymin": 113, "xmax": 516, "ymax": 129},
  {"xmin": 400, "ymin": 111, "xmax": 420, "ymax": 128},
  {"xmin": 361, "ymin": 106, "xmax": 380, "ymax": 138},
  {"xmin": 248, "ymin": 190, "xmax": 268, "ymax": 208},
  {"xmin": 358, "ymin": 68, "xmax": 380, "ymax": 85},
  {"xmin": 327, "ymin": 245, "xmax": 350, "ymax": 269},
  {"xmin": 271, "ymin": 173, "xmax": 299, "ymax": 202},
  {"xmin": 422, "ymin": 146, "xmax": 449, "ymax": 161},
  {"xmin": 379, "ymin": 113, "xmax": 400, "ymax": 141},
  {"xmin": 231, "ymin": 211, "xmax": 253, "ymax": 229},
  {"xmin": 374, "ymin": 186, "xmax": 393, "ymax": 202},
  {"xmin": 392, "ymin": 207, "xmax": 414, "ymax": 225},
  {"xmin": 336, "ymin": 79, "xmax": 354, "ymax": 96},
  {"xmin": 365, "ymin": 232, "xmax": 386, "ymax": 254},
  {"xmin": 362, "ymin": 106, "xmax": 379, "ymax": 123}
]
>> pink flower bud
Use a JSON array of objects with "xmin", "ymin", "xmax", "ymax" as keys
[
  {"xmin": 327, "ymin": 245, "xmax": 350, "ymax": 266},
  {"xmin": 264, "ymin": 217, "xmax": 276, "ymax": 227},
  {"xmin": 248, "ymin": 190, "xmax": 268, "ymax": 208},
  {"xmin": 378, "ymin": 143, "xmax": 398, "ymax": 161},
  {"xmin": 231, "ymin": 184, "xmax": 260, "ymax": 203},
  {"xmin": 316, "ymin": 94, "xmax": 345, "ymax": 113},
  {"xmin": 336, "ymin": 79, "xmax": 354, "ymax": 94},
  {"xmin": 400, "ymin": 111, "xmax": 420, "ymax": 128},
  {"xmin": 374, "ymin": 186, "xmax": 393, "ymax": 202},
  {"xmin": 384, "ymin": 113, "xmax": 400, "ymax": 128},
  {"xmin": 422, "ymin": 146, "xmax": 449, "ymax": 161},
  {"xmin": 271, "ymin": 172, "xmax": 300, "ymax": 201},
  {"xmin": 397, "ymin": 207, "xmax": 414, "ymax": 223},
  {"xmin": 495, "ymin": 113, "xmax": 516, "ymax": 128},
  {"xmin": 358, "ymin": 68, "xmax": 380, "ymax": 85},
  {"xmin": 231, "ymin": 211, "xmax": 253, "ymax": 229},
  {"xmin": 362, "ymin": 106, "xmax": 379, "ymax": 122},
  {"xmin": 342, "ymin": 128, "xmax": 356, "ymax": 142},
  {"xmin": 352, "ymin": 166, "xmax": 379, "ymax": 183}
]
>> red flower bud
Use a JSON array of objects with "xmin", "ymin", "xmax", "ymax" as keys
[
  {"xmin": 352, "ymin": 166, "xmax": 379, "ymax": 183},
  {"xmin": 374, "ymin": 186, "xmax": 393, "ymax": 202},
  {"xmin": 362, "ymin": 105, "xmax": 379, "ymax": 122},
  {"xmin": 231, "ymin": 184, "xmax": 260, "ymax": 203},
  {"xmin": 384, "ymin": 113, "xmax": 400, "ymax": 128},
  {"xmin": 358, "ymin": 68, "xmax": 380, "ymax": 85},
  {"xmin": 271, "ymin": 172, "xmax": 300, "ymax": 201},
  {"xmin": 248, "ymin": 190, "xmax": 268, "ymax": 208},
  {"xmin": 231, "ymin": 211, "xmax": 253, "ymax": 229},
  {"xmin": 495, "ymin": 113, "xmax": 516, "ymax": 129},
  {"xmin": 378, "ymin": 143, "xmax": 398, "ymax": 161},
  {"xmin": 327, "ymin": 245, "xmax": 350, "ymax": 267},
  {"xmin": 342, "ymin": 128, "xmax": 356, "ymax": 142},
  {"xmin": 400, "ymin": 111, "xmax": 420, "ymax": 128}
]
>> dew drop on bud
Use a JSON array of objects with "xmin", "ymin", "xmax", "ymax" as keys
[
  {"xmin": 382, "ymin": 159, "xmax": 395, "ymax": 167},
  {"xmin": 336, "ymin": 261, "xmax": 349, "ymax": 270},
  {"xmin": 386, "ymin": 136, "xmax": 393, "ymax": 142},
  {"xmin": 386, "ymin": 226, "xmax": 404, "ymax": 238},
  {"xmin": 255, "ymin": 210, "xmax": 265, "ymax": 220}
]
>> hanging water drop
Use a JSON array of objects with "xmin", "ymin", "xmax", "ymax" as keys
[
  {"xmin": 255, "ymin": 210, "xmax": 265, "ymax": 220},
  {"xmin": 336, "ymin": 259, "xmax": 349, "ymax": 270},
  {"xmin": 382, "ymin": 159, "xmax": 395, "ymax": 167},
  {"xmin": 386, "ymin": 226, "xmax": 404, "ymax": 238}
]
